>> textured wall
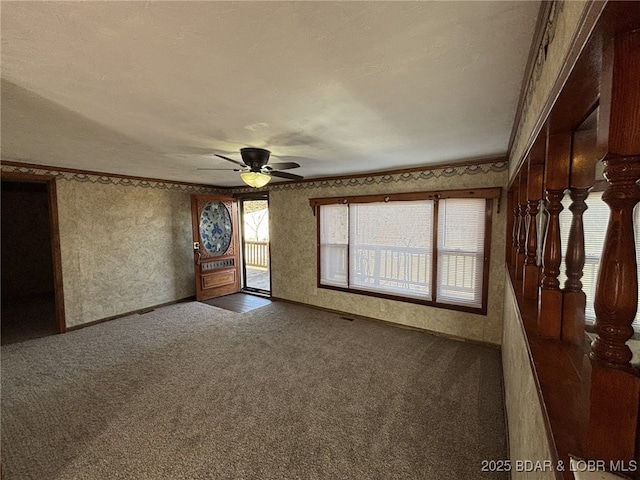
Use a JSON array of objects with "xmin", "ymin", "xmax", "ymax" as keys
[
  {"xmin": 502, "ymin": 273, "xmax": 556, "ymax": 480},
  {"xmin": 0, "ymin": 164, "xmax": 223, "ymax": 328},
  {"xmin": 509, "ymin": 0, "xmax": 589, "ymax": 179},
  {"xmin": 56, "ymin": 180, "xmax": 197, "ymax": 327},
  {"xmin": 269, "ymin": 163, "xmax": 508, "ymax": 345}
]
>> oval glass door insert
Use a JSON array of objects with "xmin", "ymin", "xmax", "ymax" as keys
[{"xmin": 199, "ymin": 201, "xmax": 232, "ymax": 256}]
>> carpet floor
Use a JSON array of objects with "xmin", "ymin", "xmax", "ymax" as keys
[{"xmin": 1, "ymin": 301, "xmax": 508, "ymax": 479}]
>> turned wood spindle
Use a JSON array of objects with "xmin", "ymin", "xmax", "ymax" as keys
[
  {"xmin": 538, "ymin": 133, "xmax": 571, "ymax": 338},
  {"xmin": 590, "ymin": 158, "xmax": 640, "ymax": 368},
  {"xmin": 562, "ymin": 127, "xmax": 599, "ymax": 345},
  {"xmin": 524, "ymin": 157, "xmax": 544, "ymax": 300},
  {"xmin": 516, "ymin": 204, "xmax": 527, "ymax": 280},
  {"xmin": 586, "ymin": 29, "xmax": 640, "ymax": 467},
  {"xmin": 561, "ymin": 188, "xmax": 589, "ymax": 344},
  {"xmin": 563, "ymin": 188, "xmax": 589, "ymax": 293},
  {"xmin": 525, "ymin": 199, "xmax": 540, "ymax": 267},
  {"xmin": 540, "ymin": 190, "xmax": 564, "ymax": 292},
  {"xmin": 512, "ymin": 203, "xmax": 520, "ymax": 268},
  {"xmin": 516, "ymin": 172, "xmax": 529, "ymax": 281}
]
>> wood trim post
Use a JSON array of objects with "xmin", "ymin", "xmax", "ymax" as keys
[
  {"xmin": 562, "ymin": 128, "xmax": 598, "ymax": 345},
  {"xmin": 524, "ymin": 144, "xmax": 545, "ymax": 299},
  {"xmin": 516, "ymin": 171, "xmax": 528, "ymax": 281},
  {"xmin": 511, "ymin": 176, "xmax": 523, "ymax": 268},
  {"xmin": 507, "ymin": 189, "xmax": 516, "ymax": 267},
  {"xmin": 587, "ymin": 29, "xmax": 640, "ymax": 467},
  {"xmin": 538, "ymin": 133, "xmax": 570, "ymax": 338}
]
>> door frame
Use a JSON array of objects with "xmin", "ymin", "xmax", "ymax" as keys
[
  {"xmin": 236, "ymin": 192, "xmax": 271, "ymax": 295},
  {"xmin": 1, "ymin": 171, "xmax": 66, "ymax": 333}
]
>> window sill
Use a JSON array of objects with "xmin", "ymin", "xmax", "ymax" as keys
[
  {"xmin": 507, "ymin": 266, "xmax": 593, "ymax": 480},
  {"xmin": 318, "ymin": 283, "xmax": 487, "ymax": 315}
]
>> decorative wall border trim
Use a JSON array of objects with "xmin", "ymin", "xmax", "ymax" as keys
[
  {"xmin": 507, "ymin": 1, "xmax": 557, "ymax": 157},
  {"xmin": 232, "ymin": 160, "xmax": 508, "ymax": 194},
  {"xmin": 1, "ymin": 161, "xmax": 223, "ymax": 194},
  {"xmin": 1, "ymin": 158, "xmax": 507, "ymax": 194},
  {"xmin": 507, "ymin": 0, "xmax": 607, "ymax": 179},
  {"xmin": 509, "ymin": 0, "xmax": 564, "ymax": 160}
]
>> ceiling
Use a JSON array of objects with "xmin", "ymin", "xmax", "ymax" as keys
[{"xmin": 1, "ymin": 1, "xmax": 540, "ymax": 187}]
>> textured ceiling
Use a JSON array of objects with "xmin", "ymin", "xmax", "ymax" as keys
[{"xmin": 1, "ymin": 1, "xmax": 540, "ymax": 187}]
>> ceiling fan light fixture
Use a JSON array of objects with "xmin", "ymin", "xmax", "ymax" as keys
[{"xmin": 240, "ymin": 171, "xmax": 271, "ymax": 188}]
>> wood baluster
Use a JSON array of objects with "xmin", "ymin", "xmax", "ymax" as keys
[
  {"xmin": 586, "ymin": 29, "xmax": 640, "ymax": 468},
  {"xmin": 524, "ymin": 145, "xmax": 545, "ymax": 300},
  {"xmin": 538, "ymin": 133, "xmax": 571, "ymax": 338},
  {"xmin": 511, "ymin": 201, "xmax": 520, "ymax": 268},
  {"xmin": 591, "ymin": 159, "xmax": 640, "ymax": 367},
  {"xmin": 516, "ymin": 172, "xmax": 528, "ymax": 281},
  {"xmin": 562, "ymin": 188, "xmax": 589, "ymax": 342},
  {"xmin": 508, "ymin": 189, "xmax": 518, "ymax": 268},
  {"xmin": 562, "ymin": 128, "xmax": 598, "ymax": 345}
]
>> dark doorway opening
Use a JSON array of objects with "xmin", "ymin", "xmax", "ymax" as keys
[
  {"xmin": 239, "ymin": 195, "xmax": 271, "ymax": 296},
  {"xmin": 1, "ymin": 178, "xmax": 64, "ymax": 344}
]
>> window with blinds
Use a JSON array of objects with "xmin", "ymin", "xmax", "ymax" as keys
[
  {"xmin": 437, "ymin": 199, "xmax": 486, "ymax": 308},
  {"xmin": 319, "ymin": 204, "xmax": 348, "ymax": 288},
  {"xmin": 558, "ymin": 191, "xmax": 640, "ymax": 330},
  {"xmin": 349, "ymin": 200, "xmax": 433, "ymax": 299},
  {"xmin": 317, "ymin": 192, "xmax": 492, "ymax": 313}
]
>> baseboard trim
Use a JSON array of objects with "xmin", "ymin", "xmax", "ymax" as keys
[
  {"xmin": 271, "ymin": 296, "xmax": 500, "ymax": 350},
  {"xmin": 66, "ymin": 296, "xmax": 196, "ymax": 332}
]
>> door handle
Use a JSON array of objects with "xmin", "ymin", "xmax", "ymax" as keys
[{"xmin": 193, "ymin": 242, "xmax": 202, "ymax": 265}]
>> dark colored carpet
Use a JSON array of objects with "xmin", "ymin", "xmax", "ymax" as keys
[{"xmin": 1, "ymin": 301, "xmax": 507, "ymax": 479}]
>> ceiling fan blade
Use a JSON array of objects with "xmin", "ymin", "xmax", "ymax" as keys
[
  {"xmin": 215, "ymin": 154, "xmax": 247, "ymax": 168},
  {"xmin": 266, "ymin": 162, "xmax": 300, "ymax": 170},
  {"xmin": 270, "ymin": 170, "xmax": 304, "ymax": 180},
  {"xmin": 196, "ymin": 168, "xmax": 242, "ymax": 171}
]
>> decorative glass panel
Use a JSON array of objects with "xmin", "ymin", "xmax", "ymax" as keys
[{"xmin": 200, "ymin": 201, "xmax": 232, "ymax": 256}]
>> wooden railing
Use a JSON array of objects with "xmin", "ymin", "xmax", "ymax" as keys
[
  {"xmin": 320, "ymin": 243, "xmax": 480, "ymax": 300},
  {"xmin": 244, "ymin": 241, "xmax": 269, "ymax": 268},
  {"xmin": 506, "ymin": 6, "xmax": 640, "ymax": 477},
  {"xmin": 351, "ymin": 244, "xmax": 431, "ymax": 291}
]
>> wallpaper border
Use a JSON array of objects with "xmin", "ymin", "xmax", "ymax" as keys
[
  {"xmin": 509, "ymin": 0, "xmax": 564, "ymax": 162},
  {"xmin": 1, "ymin": 162, "xmax": 222, "ymax": 194},
  {"xmin": 1, "ymin": 159, "xmax": 508, "ymax": 194},
  {"xmin": 233, "ymin": 160, "xmax": 508, "ymax": 194}
]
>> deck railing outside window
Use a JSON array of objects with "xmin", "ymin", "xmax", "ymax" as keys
[
  {"xmin": 244, "ymin": 240, "xmax": 269, "ymax": 268},
  {"xmin": 351, "ymin": 244, "xmax": 432, "ymax": 297}
]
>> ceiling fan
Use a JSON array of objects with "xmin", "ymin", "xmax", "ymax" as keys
[{"xmin": 198, "ymin": 147, "xmax": 303, "ymax": 187}]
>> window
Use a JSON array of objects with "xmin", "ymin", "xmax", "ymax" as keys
[
  {"xmin": 437, "ymin": 198, "xmax": 487, "ymax": 308},
  {"xmin": 312, "ymin": 189, "xmax": 497, "ymax": 313},
  {"xmin": 349, "ymin": 200, "xmax": 433, "ymax": 299}
]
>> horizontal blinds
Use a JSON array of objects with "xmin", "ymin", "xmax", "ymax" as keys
[
  {"xmin": 436, "ymin": 198, "xmax": 486, "ymax": 307},
  {"xmin": 349, "ymin": 201, "xmax": 433, "ymax": 299},
  {"xmin": 319, "ymin": 204, "xmax": 348, "ymax": 288}
]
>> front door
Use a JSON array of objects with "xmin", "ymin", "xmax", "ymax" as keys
[{"xmin": 191, "ymin": 195, "xmax": 240, "ymax": 301}]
